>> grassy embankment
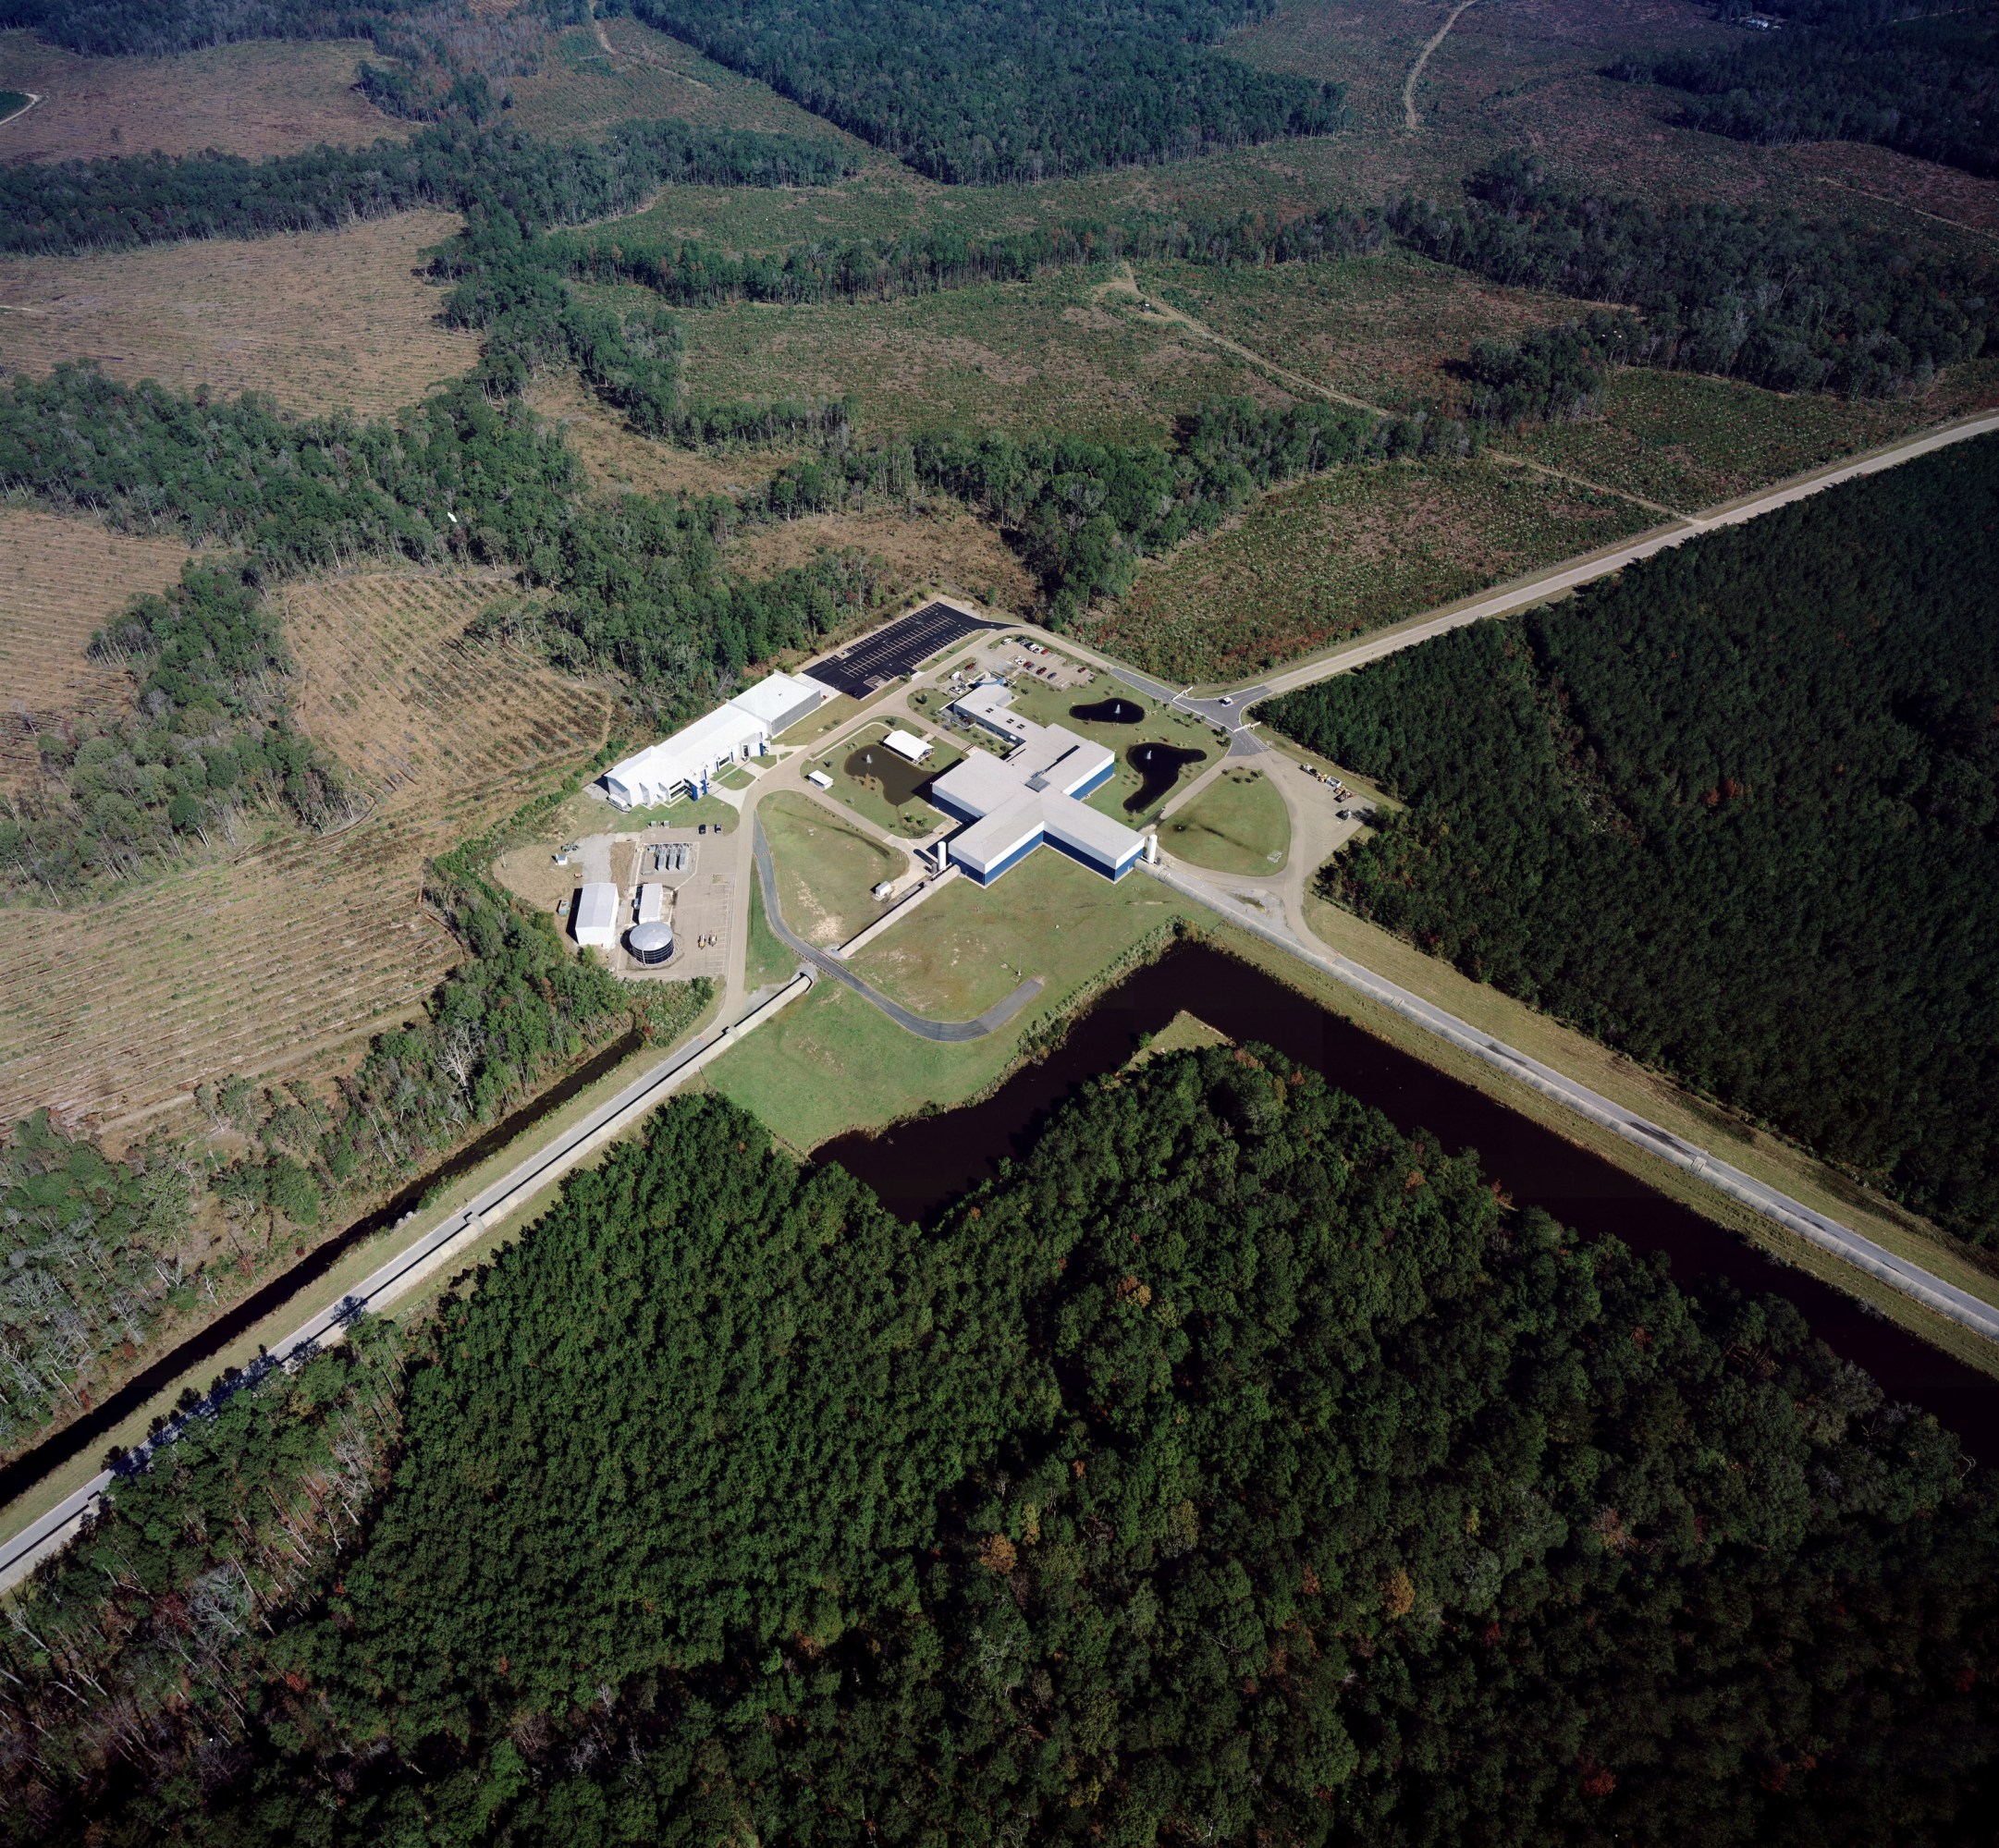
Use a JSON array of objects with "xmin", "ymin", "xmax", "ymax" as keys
[
  {"xmin": 705, "ymin": 850, "xmax": 1191, "ymax": 1148},
  {"xmin": 0, "ymin": 990, "xmax": 722, "ymax": 1546}
]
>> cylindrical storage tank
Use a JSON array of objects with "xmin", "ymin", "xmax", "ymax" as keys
[{"xmin": 627, "ymin": 920, "xmax": 676, "ymax": 966}]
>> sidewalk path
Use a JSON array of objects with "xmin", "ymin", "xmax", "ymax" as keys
[{"xmin": 752, "ymin": 817, "xmax": 1042, "ymax": 1040}]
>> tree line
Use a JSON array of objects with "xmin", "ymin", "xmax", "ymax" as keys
[
  {"xmin": 0, "ymin": 874, "xmax": 708, "ymax": 1461},
  {"xmin": 6, "ymin": 1055, "xmax": 1993, "ymax": 1842},
  {"xmin": 1611, "ymin": 0, "xmax": 1999, "ymax": 180},
  {"xmin": 1266, "ymin": 434, "xmax": 1999, "ymax": 1244},
  {"xmin": 619, "ymin": 0, "xmax": 1343, "ymax": 184},
  {"xmin": 0, "ymin": 114, "xmax": 852, "ymax": 258},
  {"xmin": 539, "ymin": 202, "xmax": 1386, "ymax": 307},
  {"xmin": 1392, "ymin": 152, "xmax": 1995, "ymax": 398}
]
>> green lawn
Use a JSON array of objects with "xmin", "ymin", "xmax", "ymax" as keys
[
  {"xmin": 1163, "ymin": 766, "xmax": 1290, "ymax": 875},
  {"xmin": 848, "ymin": 847, "xmax": 1163, "ymax": 1018},
  {"xmin": 761, "ymin": 790, "xmax": 908, "ymax": 948},
  {"xmin": 745, "ymin": 876, "xmax": 797, "ymax": 992},
  {"xmin": 709, "ymin": 852, "xmax": 1188, "ymax": 1147},
  {"xmin": 715, "ymin": 765, "xmax": 757, "ymax": 790},
  {"xmin": 612, "ymin": 792, "xmax": 740, "ymax": 834}
]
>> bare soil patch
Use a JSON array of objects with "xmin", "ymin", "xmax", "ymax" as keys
[
  {"xmin": 0, "ymin": 30, "xmax": 413, "ymax": 163},
  {"xmin": 0, "ymin": 572, "xmax": 615, "ymax": 1131},
  {"xmin": 0, "ymin": 213, "xmax": 477, "ymax": 417},
  {"xmin": 0, "ymin": 509, "xmax": 191, "ymax": 791}
]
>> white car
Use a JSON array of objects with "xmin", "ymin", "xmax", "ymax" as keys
[{"xmin": 1217, "ymin": 694, "xmax": 1233, "ymax": 707}]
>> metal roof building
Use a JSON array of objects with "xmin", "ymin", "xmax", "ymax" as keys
[
  {"xmin": 931, "ymin": 685, "xmax": 1143, "ymax": 884},
  {"xmin": 573, "ymin": 882, "xmax": 619, "ymax": 950},
  {"xmin": 602, "ymin": 671, "xmax": 833, "ymax": 810}
]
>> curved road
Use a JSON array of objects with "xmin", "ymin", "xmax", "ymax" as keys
[{"xmin": 752, "ymin": 817, "xmax": 1043, "ymax": 1039}]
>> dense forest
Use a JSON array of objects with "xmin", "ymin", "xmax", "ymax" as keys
[
  {"xmin": 0, "ymin": 116, "xmax": 850, "ymax": 258},
  {"xmin": 0, "ymin": 875, "xmax": 706, "ymax": 1459},
  {"xmin": 1267, "ymin": 434, "xmax": 1999, "ymax": 1244},
  {"xmin": 541, "ymin": 202, "xmax": 1385, "ymax": 307},
  {"xmin": 1392, "ymin": 153, "xmax": 1995, "ymax": 396},
  {"xmin": 622, "ymin": 0, "xmax": 1342, "ymax": 182},
  {"xmin": 0, "ymin": 0, "xmax": 426, "ymax": 57},
  {"xmin": 1613, "ymin": 0, "xmax": 1999, "ymax": 179},
  {"xmin": 5, "ymin": 1061, "xmax": 1993, "ymax": 1842}
]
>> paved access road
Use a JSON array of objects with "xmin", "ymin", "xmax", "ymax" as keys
[
  {"xmin": 1141, "ymin": 857, "xmax": 1999, "ymax": 1351},
  {"xmin": 0, "ymin": 975, "xmax": 813, "ymax": 1595},
  {"xmin": 1248, "ymin": 409, "xmax": 1999, "ymax": 706}
]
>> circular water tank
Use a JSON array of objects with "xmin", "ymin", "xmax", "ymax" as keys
[{"xmin": 627, "ymin": 920, "xmax": 675, "ymax": 966}]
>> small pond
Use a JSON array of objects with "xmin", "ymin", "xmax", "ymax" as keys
[
  {"xmin": 841, "ymin": 742, "xmax": 936, "ymax": 808},
  {"xmin": 821, "ymin": 943, "xmax": 1999, "ymax": 1461},
  {"xmin": 1123, "ymin": 741, "xmax": 1208, "ymax": 813},
  {"xmin": 1069, "ymin": 697, "xmax": 1145, "ymax": 726}
]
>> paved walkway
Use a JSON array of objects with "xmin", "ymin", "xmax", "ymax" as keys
[{"xmin": 751, "ymin": 817, "xmax": 1042, "ymax": 1040}]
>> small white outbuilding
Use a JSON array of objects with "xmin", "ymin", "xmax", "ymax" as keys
[{"xmin": 881, "ymin": 728, "xmax": 933, "ymax": 765}]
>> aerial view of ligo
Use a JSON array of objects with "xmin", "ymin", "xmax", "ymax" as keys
[{"xmin": 1, "ymin": 0, "xmax": 1997, "ymax": 1841}]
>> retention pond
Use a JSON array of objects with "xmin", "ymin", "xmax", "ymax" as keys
[
  {"xmin": 821, "ymin": 942, "xmax": 1999, "ymax": 1460},
  {"xmin": 1123, "ymin": 742, "xmax": 1207, "ymax": 813}
]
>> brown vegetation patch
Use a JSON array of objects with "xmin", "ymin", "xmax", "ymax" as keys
[
  {"xmin": 726, "ymin": 504, "xmax": 1037, "ymax": 610},
  {"xmin": 523, "ymin": 372, "xmax": 803, "ymax": 497},
  {"xmin": 0, "ymin": 213, "xmax": 478, "ymax": 417},
  {"xmin": 0, "ymin": 572, "xmax": 615, "ymax": 1129},
  {"xmin": 1088, "ymin": 456, "xmax": 1648, "ymax": 679},
  {"xmin": 0, "ymin": 510, "xmax": 192, "ymax": 791},
  {"xmin": 0, "ymin": 30, "xmax": 414, "ymax": 163},
  {"xmin": 507, "ymin": 15, "xmax": 888, "ymax": 164}
]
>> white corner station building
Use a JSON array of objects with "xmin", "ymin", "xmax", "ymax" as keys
[
  {"xmin": 931, "ymin": 682, "xmax": 1144, "ymax": 884},
  {"xmin": 572, "ymin": 882, "xmax": 619, "ymax": 950},
  {"xmin": 602, "ymin": 670, "xmax": 832, "ymax": 809}
]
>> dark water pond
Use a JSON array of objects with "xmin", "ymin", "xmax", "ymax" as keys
[
  {"xmin": 820, "ymin": 943, "xmax": 1999, "ymax": 1461},
  {"xmin": 842, "ymin": 743, "xmax": 933, "ymax": 808},
  {"xmin": 1124, "ymin": 741, "xmax": 1208, "ymax": 813},
  {"xmin": 1070, "ymin": 697, "xmax": 1145, "ymax": 725}
]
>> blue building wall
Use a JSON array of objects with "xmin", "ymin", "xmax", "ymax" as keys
[
  {"xmin": 1044, "ymin": 832, "xmax": 1137, "ymax": 882},
  {"xmin": 962, "ymin": 830, "xmax": 1045, "ymax": 885},
  {"xmin": 1068, "ymin": 760, "xmax": 1116, "ymax": 801}
]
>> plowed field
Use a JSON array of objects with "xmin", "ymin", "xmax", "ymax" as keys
[
  {"xmin": 0, "ymin": 573, "xmax": 615, "ymax": 1130},
  {"xmin": 0, "ymin": 509, "xmax": 192, "ymax": 790}
]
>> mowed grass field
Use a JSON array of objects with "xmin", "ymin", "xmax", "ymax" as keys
[
  {"xmin": 760, "ymin": 791, "xmax": 907, "ymax": 948},
  {"xmin": 1163, "ymin": 765, "xmax": 1290, "ymax": 875},
  {"xmin": 0, "ymin": 29, "xmax": 413, "ymax": 164},
  {"xmin": 0, "ymin": 508, "xmax": 192, "ymax": 790},
  {"xmin": 1088, "ymin": 453, "xmax": 1651, "ymax": 680},
  {"xmin": 0, "ymin": 573, "xmax": 615, "ymax": 1131},
  {"xmin": 0, "ymin": 213, "xmax": 478, "ymax": 417},
  {"xmin": 708, "ymin": 850, "xmax": 1189, "ymax": 1148}
]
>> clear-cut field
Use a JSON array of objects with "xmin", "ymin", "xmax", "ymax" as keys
[
  {"xmin": 0, "ymin": 573, "xmax": 614, "ymax": 1132},
  {"xmin": 0, "ymin": 213, "xmax": 479, "ymax": 418},
  {"xmin": 0, "ymin": 30, "xmax": 416, "ymax": 164},
  {"xmin": 0, "ymin": 509, "xmax": 192, "ymax": 791}
]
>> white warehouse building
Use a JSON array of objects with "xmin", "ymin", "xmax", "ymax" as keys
[
  {"xmin": 602, "ymin": 670, "xmax": 832, "ymax": 809},
  {"xmin": 572, "ymin": 882, "xmax": 619, "ymax": 950}
]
